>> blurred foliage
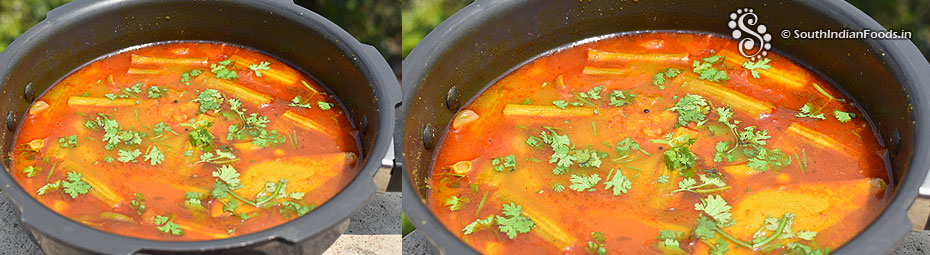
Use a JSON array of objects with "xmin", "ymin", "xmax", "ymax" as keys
[
  {"xmin": 0, "ymin": 0, "xmax": 401, "ymax": 76},
  {"xmin": 401, "ymin": 0, "xmax": 471, "ymax": 58},
  {"xmin": 847, "ymin": 0, "xmax": 930, "ymax": 60},
  {"xmin": 399, "ymin": 0, "xmax": 928, "ymax": 61},
  {"xmin": 0, "ymin": 0, "xmax": 71, "ymax": 51},
  {"xmin": 402, "ymin": 212, "xmax": 415, "ymax": 236},
  {"xmin": 297, "ymin": 0, "xmax": 401, "ymax": 77}
]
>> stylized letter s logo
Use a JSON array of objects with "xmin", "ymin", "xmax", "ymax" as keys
[{"xmin": 728, "ymin": 8, "xmax": 772, "ymax": 61}]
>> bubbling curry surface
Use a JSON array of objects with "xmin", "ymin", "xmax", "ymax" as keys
[
  {"xmin": 426, "ymin": 32, "xmax": 890, "ymax": 254},
  {"xmin": 12, "ymin": 42, "xmax": 360, "ymax": 240}
]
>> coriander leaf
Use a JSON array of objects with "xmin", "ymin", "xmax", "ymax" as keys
[
  {"xmin": 796, "ymin": 230, "xmax": 818, "ymax": 241},
  {"xmin": 213, "ymin": 165, "xmax": 242, "ymax": 189},
  {"xmin": 62, "ymin": 171, "xmax": 92, "ymax": 198},
  {"xmin": 709, "ymin": 237, "xmax": 730, "ymax": 255},
  {"xmin": 183, "ymin": 119, "xmax": 215, "ymax": 150},
  {"xmin": 569, "ymin": 174, "xmax": 601, "ymax": 192},
  {"xmin": 551, "ymin": 183, "xmax": 565, "ymax": 192},
  {"xmin": 491, "ymin": 155, "xmax": 517, "ymax": 172},
  {"xmin": 786, "ymin": 242, "xmax": 830, "ymax": 255},
  {"xmin": 652, "ymin": 68, "xmax": 681, "ymax": 88},
  {"xmin": 443, "ymin": 195, "xmax": 467, "ymax": 211},
  {"xmin": 552, "ymin": 100, "xmax": 569, "ymax": 109},
  {"xmin": 130, "ymin": 193, "xmax": 146, "ymax": 215},
  {"xmin": 653, "ymin": 72, "xmax": 667, "ymax": 87},
  {"xmin": 23, "ymin": 165, "xmax": 38, "ymax": 178},
  {"xmin": 657, "ymin": 229, "xmax": 683, "ymax": 251},
  {"xmin": 496, "ymin": 203, "xmax": 535, "ymax": 239},
  {"xmin": 652, "ymin": 133, "xmax": 698, "ymax": 175},
  {"xmin": 211, "ymin": 180, "xmax": 230, "ymax": 199},
  {"xmin": 539, "ymin": 128, "xmax": 581, "ymax": 175},
  {"xmin": 180, "ymin": 69, "xmax": 203, "ymax": 85},
  {"xmin": 693, "ymin": 216, "xmax": 718, "ymax": 240},
  {"xmin": 143, "ymin": 145, "xmax": 165, "ymax": 166},
  {"xmin": 575, "ymin": 148, "xmax": 602, "ymax": 168},
  {"xmin": 604, "ymin": 168, "xmax": 632, "ymax": 196},
  {"xmin": 279, "ymin": 201, "xmax": 312, "ymax": 218},
  {"xmin": 795, "ymin": 103, "xmax": 826, "ymax": 120},
  {"xmin": 193, "ymin": 89, "xmax": 225, "ymax": 113},
  {"xmin": 672, "ymin": 174, "xmax": 727, "ymax": 194},
  {"xmin": 317, "ymin": 101, "xmax": 334, "ymax": 110},
  {"xmin": 223, "ymin": 198, "xmax": 239, "ymax": 212},
  {"xmin": 746, "ymin": 148, "xmax": 791, "ymax": 172},
  {"xmin": 834, "ymin": 110, "xmax": 855, "ymax": 123},
  {"xmin": 579, "ymin": 86, "xmax": 604, "ymax": 100},
  {"xmin": 126, "ymin": 83, "xmax": 144, "ymax": 94},
  {"xmin": 526, "ymin": 136, "xmax": 541, "ymax": 148},
  {"xmin": 713, "ymin": 141, "xmax": 732, "ymax": 163},
  {"xmin": 585, "ymin": 232, "xmax": 607, "ymax": 255},
  {"xmin": 668, "ymin": 94, "xmax": 709, "ymax": 126},
  {"xmin": 692, "ymin": 55, "xmax": 730, "ymax": 82},
  {"xmin": 184, "ymin": 191, "xmax": 203, "ymax": 206},
  {"xmin": 742, "ymin": 58, "xmax": 772, "ymax": 78},
  {"xmin": 147, "ymin": 86, "xmax": 166, "ymax": 98},
  {"xmin": 288, "ymin": 96, "xmax": 313, "ymax": 108},
  {"xmin": 695, "ymin": 195, "xmax": 733, "ymax": 227},
  {"xmin": 616, "ymin": 137, "xmax": 650, "ymax": 156},
  {"xmin": 738, "ymin": 126, "xmax": 771, "ymax": 147},
  {"xmin": 677, "ymin": 178, "xmax": 697, "ymax": 190},
  {"xmin": 37, "ymin": 181, "xmax": 61, "ymax": 195},
  {"xmin": 657, "ymin": 175, "xmax": 670, "ymax": 184},
  {"xmin": 195, "ymin": 149, "xmax": 238, "ymax": 164},
  {"xmin": 58, "ymin": 135, "xmax": 77, "ymax": 148},
  {"xmin": 248, "ymin": 61, "xmax": 270, "ymax": 77},
  {"xmin": 117, "ymin": 149, "xmax": 142, "ymax": 163},
  {"xmin": 462, "ymin": 215, "xmax": 495, "ymax": 235},
  {"xmin": 211, "ymin": 59, "xmax": 239, "ymax": 80},
  {"xmin": 608, "ymin": 90, "xmax": 636, "ymax": 107},
  {"xmin": 665, "ymin": 68, "xmax": 682, "ymax": 78},
  {"xmin": 154, "ymin": 215, "xmax": 185, "ymax": 236}
]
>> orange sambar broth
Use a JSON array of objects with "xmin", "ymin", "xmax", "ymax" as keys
[
  {"xmin": 11, "ymin": 42, "xmax": 360, "ymax": 240},
  {"xmin": 426, "ymin": 32, "xmax": 890, "ymax": 254}
]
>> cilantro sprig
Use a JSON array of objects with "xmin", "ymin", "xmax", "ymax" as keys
[
  {"xmin": 692, "ymin": 55, "xmax": 730, "ymax": 82},
  {"xmin": 443, "ymin": 195, "xmax": 468, "ymax": 211},
  {"xmin": 651, "ymin": 133, "xmax": 698, "ymax": 175},
  {"xmin": 668, "ymin": 94, "xmax": 709, "ymax": 126},
  {"xmin": 491, "ymin": 155, "xmax": 516, "ymax": 172},
  {"xmin": 652, "ymin": 68, "xmax": 681, "ymax": 89},
  {"xmin": 671, "ymin": 174, "xmax": 728, "ymax": 194},
  {"xmin": 742, "ymin": 58, "xmax": 772, "ymax": 78},
  {"xmin": 795, "ymin": 103, "xmax": 826, "ymax": 120},
  {"xmin": 248, "ymin": 61, "xmax": 271, "ymax": 77},
  {"xmin": 603, "ymin": 168, "xmax": 631, "ymax": 196},
  {"xmin": 154, "ymin": 215, "xmax": 185, "ymax": 236},
  {"xmin": 569, "ymin": 173, "xmax": 601, "ymax": 192},
  {"xmin": 462, "ymin": 203, "xmax": 536, "ymax": 239}
]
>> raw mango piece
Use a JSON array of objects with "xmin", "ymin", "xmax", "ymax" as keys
[
  {"xmin": 238, "ymin": 152, "xmax": 352, "ymax": 199},
  {"xmin": 173, "ymin": 218, "xmax": 231, "ymax": 239},
  {"xmin": 725, "ymin": 178, "xmax": 873, "ymax": 239},
  {"xmin": 721, "ymin": 164, "xmax": 757, "ymax": 180}
]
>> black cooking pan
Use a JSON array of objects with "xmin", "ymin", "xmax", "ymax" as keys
[
  {"xmin": 400, "ymin": 0, "xmax": 930, "ymax": 254},
  {"xmin": 0, "ymin": 0, "xmax": 398, "ymax": 254}
]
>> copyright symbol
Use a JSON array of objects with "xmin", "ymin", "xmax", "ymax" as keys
[{"xmin": 781, "ymin": 30, "xmax": 791, "ymax": 39}]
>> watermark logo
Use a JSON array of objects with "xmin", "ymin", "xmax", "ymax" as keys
[
  {"xmin": 728, "ymin": 8, "xmax": 772, "ymax": 61},
  {"xmin": 780, "ymin": 28, "xmax": 912, "ymax": 40}
]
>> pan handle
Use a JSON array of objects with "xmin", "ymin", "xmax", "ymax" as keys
[
  {"xmin": 376, "ymin": 139, "xmax": 400, "ymax": 193},
  {"xmin": 908, "ymin": 174, "xmax": 930, "ymax": 230},
  {"xmin": 353, "ymin": 42, "xmax": 402, "ymax": 193}
]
